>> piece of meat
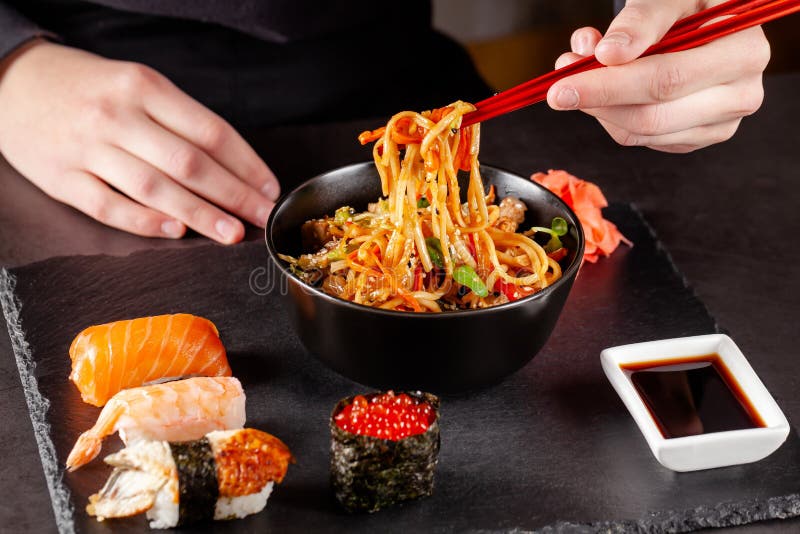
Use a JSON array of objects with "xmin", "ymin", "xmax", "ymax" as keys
[
  {"xmin": 496, "ymin": 196, "xmax": 527, "ymax": 232},
  {"xmin": 322, "ymin": 274, "xmax": 347, "ymax": 298},
  {"xmin": 301, "ymin": 219, "xmax": 333, "ymax": 250},
  {"xmin": 297, "ymin": 239, "xmax": 339, "ymax": 270}
]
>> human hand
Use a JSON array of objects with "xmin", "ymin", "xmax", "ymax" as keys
[
  {"xmin": 547, "ymin": 0, "xmax": 770, "ymax": 153},
  {"xmin": 0, "ymin": 41, "xmax": 279, "ymax": 243}
]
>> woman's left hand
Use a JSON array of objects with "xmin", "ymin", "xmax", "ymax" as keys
[{"xmin": 547, "ymin": 0, "xmax": 771, "ymax": 153}]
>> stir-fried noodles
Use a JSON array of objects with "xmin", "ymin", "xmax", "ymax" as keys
[{"xmin": 280, "ymin": 101, "xmax": 568, "ymax": 312}]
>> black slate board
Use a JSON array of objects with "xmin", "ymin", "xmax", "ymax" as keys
[{"xmin": 2, "ymin": 204, "xmax": 798, "ymax": 534}]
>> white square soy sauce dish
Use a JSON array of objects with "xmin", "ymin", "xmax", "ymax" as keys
[{"xmin": 601, "ymin": 334, "xmax": 790, "ymax": 472}]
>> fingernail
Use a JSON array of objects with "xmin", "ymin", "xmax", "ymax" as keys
[
  {"xmin": 555, "ymin": 87, "xmax": 579, "ymax": 109},
  {"xmin": 256, "ymin": 204, "xmax": 273, "ymax": 227},
  {"xmin": 575, "ymin": 33, "xmax": 592, "ymax": 56},
  {"xmin": 161, "ymin": 220, "xmax": 184, "ymax": 238},
  {"xmin": 577, "ymin": 35, "xmax": 590, "ymax": 56},
  {"xmin": 215, "ymin": 218, "xmax": 240, "ymax": 243},
  {"xmin": 601, "ymin": 32, "xmax": 631, "ymax": 47},
  {"xmin": 261, "ymin": 181, "xmax": 280, "ymax": 201}
]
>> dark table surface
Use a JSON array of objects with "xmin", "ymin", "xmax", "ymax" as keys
[{"xmin": 1, "ymin": 72, "xmax": 799, "ymax": 533}]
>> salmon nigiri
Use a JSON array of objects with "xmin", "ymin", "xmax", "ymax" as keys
[
  {"xmin": 66, "ymin": 376, "xmax": 246, "ymax": 471},
  {"xmin": 69, "ymin": 313, "xmax": 231, "ymax": 406}
]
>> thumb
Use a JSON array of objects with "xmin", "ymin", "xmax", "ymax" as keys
[{"xmin": 595, "ymin": 0, "xmax": 698, "ymax": 66}]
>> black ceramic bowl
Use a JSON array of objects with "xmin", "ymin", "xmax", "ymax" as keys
[{"xmin": 266, "ymin": 162, "xmax": 584, "ymax": 392}]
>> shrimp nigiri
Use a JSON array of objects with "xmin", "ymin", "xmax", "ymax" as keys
[
  {"xmin": 70, "ymin": 313, "xmax": 231, "ymax": 406},
  {"xmin": 87, "ymin": 428, "xmax": 293, "ymax": 529},
  {"xmin": 66, "ymin": 377, "xmax": 245, "ymax": 471}
]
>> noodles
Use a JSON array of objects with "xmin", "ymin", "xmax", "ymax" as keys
[{"xmin": 282, "ymin": 101, "xmax": 569, "ymax": 312}]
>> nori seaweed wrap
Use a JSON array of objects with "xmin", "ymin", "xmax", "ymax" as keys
[
  {"xmin": 170, "ymin": 438, "xmax": 219, "ymax": 525},
  {"xmin": 330, "ymin": 391, "xmax": 440, "ymax": 513}
]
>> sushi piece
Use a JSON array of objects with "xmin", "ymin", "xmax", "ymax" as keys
[
  {"xmin": 87, "ymin": 428, "xmax": 293, "ymax": 529},
  {"xmin": 70, "ymin": 313, "xmax": 231, "ymax": 407},
  {"xmin": 330, "ymin": 390, "xmax": 440, "ymax": 513},
  {"xmin": 66, "ymin": 376, "xmax": 245, "ymax": 471}
]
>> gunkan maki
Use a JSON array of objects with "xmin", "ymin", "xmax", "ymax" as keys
[{"xmin": 330, "ymin": 390, "xmax": 440, "ymax": 513}]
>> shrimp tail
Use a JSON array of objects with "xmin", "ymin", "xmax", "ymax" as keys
[
  {"xmin": 67, "ymin": 400, "xmax": 123, "ymax": 471},
  {"xmin": 66, "ymin": 431, "xmax": 104, "ymax": 471}
]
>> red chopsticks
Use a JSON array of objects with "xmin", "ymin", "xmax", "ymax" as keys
[{"xmin": 460, "ymin": 0, "xmax": 800, "ymax": 127}]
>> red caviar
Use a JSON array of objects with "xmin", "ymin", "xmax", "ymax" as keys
[{"xmin": 334, "ymin": 391, "xmax": 435, "ymax": 440}]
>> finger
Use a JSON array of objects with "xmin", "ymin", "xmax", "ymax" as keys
[
  {"xmin": 117, "ymin": 115, "xmax": 275, "ymax": 228},
  {"xmin": 555, "ymin": 52, "xmax": 584, "ymax": 70},
  {"xmin": 52, "ymin": 170, "xmax": 186, "ymax": 238},
  {"xmin": 548, "ymin": 27, "xmax": 770, "ymax": 110},
  {"xmin": 86, "ymin": 145, "xmax": 246, "ymax": 244},
  {"xmin": 594, "ymin": 0, "xmax": 697, "ymax": 65},
  {"xmin": 580, "ymin": 76, "xmax": 764, "ymax": 137},
  {"xmin": 597, "ymin": 117, "xmax": 743, "ymax": 153},
  {"xmin": 570, "ymin": 27, "xmax": 603, "ymax": 57},
  {"xmin": 139, "ymin": 73, "xmax": 280, "ymax": 200}
]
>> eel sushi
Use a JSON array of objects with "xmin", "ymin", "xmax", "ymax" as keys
[
  {"xmin": 330, "ymin": 390, "xmax": 440, "ymax": 513},
  {"xmin": 67, "ymin": 376, "xmax": 246, "ymax": 470},
  {"xmin": 70, "ymin": 313, "xmax": 231, "ymax": 406},
  {"xmin": 87, "ymin": 428, "xmax": 293, "ymax": 528}
]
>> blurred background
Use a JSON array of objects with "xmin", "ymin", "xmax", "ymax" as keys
[{"xmin": 432, "ymin": 0, "xmax": 799, "ymax": 92}]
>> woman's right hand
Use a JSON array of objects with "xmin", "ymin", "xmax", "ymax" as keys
[{"xmin": 0, "ymin": 41, "xmax": 280, "ymax": 243}]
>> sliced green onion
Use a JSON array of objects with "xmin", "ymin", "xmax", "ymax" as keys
[
  {"xmin": 551, "ymin": 217, "xmax": 568, "ymax": 236},
  {"xmin": 545, "ymin": 236, "xmax": 562, "ymax": 253},
  {"xmin": 453, "ymin": 264, "xmax": 489, "ymax": 297},
  {"xmin": 427, "ymin": 248, "xmax": 444, "ymax": 268},
  {"xmin": 529, "ymin": 216, "xmax": 569, "ymax": 236},
  {"xmin": 547, "ymin": 217, "xmax": 568, "ymax": 251},
  {"xmin": 528, "ymin": 217, "xmax": 569, "ymax": 252},
  {"xmin": 334, "ymin": 206, "xmax": 354, "ymax": 224},
  {"xmin": 369, "ymin": 199, "xmax": 390, "ymax": 215},
  {"xmin": 326, "ymin": 239, "xmax": 351, "ymax": 261},
  {"xmin": 426, "ymin": 236, "xmax": 443, "ymax": 253},
  {"xmin": 425, "ymin": 237, "xmax": 444, "ymax": 268},
  {"xmin": 417, "ymin": 197, "xmax": 430, "ymax": 209},
  {"xmin": 327, "ymin": 249, "xmax": 345, "ymax": 261}
]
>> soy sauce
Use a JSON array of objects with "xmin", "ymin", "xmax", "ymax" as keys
[{"xmin": 621, "ymin": 354, "xmax": 765, "ymax": 439}]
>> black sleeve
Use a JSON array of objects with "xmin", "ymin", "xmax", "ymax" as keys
[{"xmin": 0, "ymin": 3, "xmax": 57, "ymax": 61}]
